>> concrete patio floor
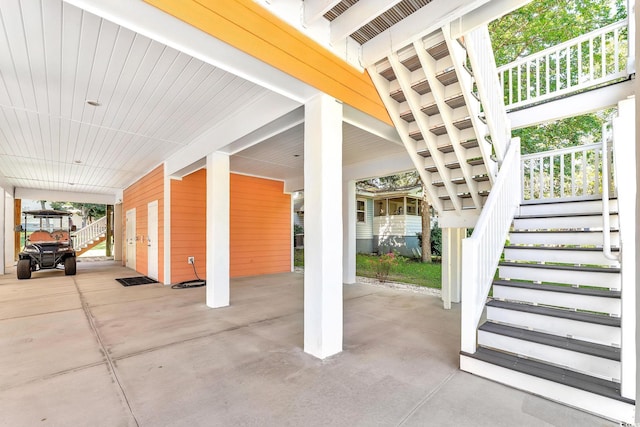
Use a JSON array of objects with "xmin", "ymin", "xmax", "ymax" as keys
[{"xmin": 0, "ymin": 261, "xmax": 616, "ymax": 426}]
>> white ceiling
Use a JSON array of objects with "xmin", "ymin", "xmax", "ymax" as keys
[
  {"xmin": 230, "ymin": 121, "xmax": 405, "ymax": 182},
  {"xmin": 0, "ymin": 0, "xmax": 407, "ymax": 200},
  {"xmin": 0, "ymin": 0, "xmax": 273, "ymax": 195}
]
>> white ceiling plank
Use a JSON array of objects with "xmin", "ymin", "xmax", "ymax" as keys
[
  {"xmin": 303, "ymin": 0, "xmax": 342, "ymax": 25},
  {"xmin": 361, "ymin": 0, "xmax": 490, "ymax": 66},
  {"xmin": 330, "ymin": 0, "xmax": 402, "ymax": 44},
  {"xmin": 15, "ymin": 188, "xmax": 117, "ymax": 204}
]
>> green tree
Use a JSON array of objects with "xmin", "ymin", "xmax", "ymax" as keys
[{"xmin": 490, "ymin": 0, "xmax": 626, "ymax": 68}]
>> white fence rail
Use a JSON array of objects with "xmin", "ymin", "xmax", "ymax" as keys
[
  {"xmin": 521, "ymin": 137, "xmax": 614, "ymax": 202},
  {"xmin": 498, "ymin": 20, "xmax": 630, "ymax": 110},
  {"xmin": 461, "ymin": 138, "xmax": 521, "ymax": 354},
  {"xmin": 73, "ymin": 216, "xmax": 107, "ymax": 251},
  {"xmin": 466, "ymin": 25, "xmax": 511, "ymax": 162}
]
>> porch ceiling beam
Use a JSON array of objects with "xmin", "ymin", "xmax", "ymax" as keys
[
  {"xmin": 330, "ymin": 0, "xmax": 402, "ymax": 44},
  {"xmin": 361, "ymin": 0, "xmax": 490, "ymax": 67},
  {"xmin": 304, "ymin": 0, "xmax": 342, "ymax": 25},
  {"xmin": 449, "ymin": 0, "xmax": 533, "ymax": 39}
]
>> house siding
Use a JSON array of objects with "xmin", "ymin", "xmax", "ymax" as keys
[
  {"xmin": 171, "ymin": 169, "xmax": 207, "ymax": 283},
  {"xmin": 122, "ymin": 164, "xmax": 165, "ymax": 282},
  {"xmin": 230, "ymin": 174, "xmax": 291, "ymax": 277},
  {"xmin": 373, "ymin": 214, "xmax": 422, "ymax": 257}
]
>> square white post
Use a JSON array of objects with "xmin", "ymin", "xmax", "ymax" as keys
[
  {"xmin": 0, "ymin": 188, "xmax": 5, "ymax": 274},
  {"xmin": 342, "ymin": 180, "xmax": 356, "ymax": 284},
  {"xmin": 442, "ymin": 227, "xmax": 465, "ymax": 309},
  {"xmin": 206, "ymin": 152, "xmax": 230, "ymax": 308},
  {"xmin": 304, "ymin": 94, "xmax": 343, "ymax": 359},
  {"xmin": 4, "ymin": 189, "xmax": 13, "ymax": 270}
]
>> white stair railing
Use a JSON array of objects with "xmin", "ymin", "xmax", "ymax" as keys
[
  {"xmin": 461, "ymin": 138, "xmax": 521, "ymax": 354},
  {"xmin": 498, "ymin": 20, "xmax": 630, "ymax": 110},
  {"xmin": 466, "ymin": 25, "xmax": 511, "ymax": 162},
  {"xmin": 73, "ymin": 216, "xmax": 107, "ymax": 252},
  {"xmin": 520, "ymin": 140, "xmax": 614, "ymax": 202}
]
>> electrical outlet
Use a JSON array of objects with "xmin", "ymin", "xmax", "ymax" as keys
[{"xmin": 187, "ymin": 256, "xmax": 194, "ymax": 265}]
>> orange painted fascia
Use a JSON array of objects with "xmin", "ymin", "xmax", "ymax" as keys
[{"xmin": 144, "ymin": 0, "xmax": 391, "ymax": 125}]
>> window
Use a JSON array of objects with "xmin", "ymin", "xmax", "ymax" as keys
[
  {"xmin": 406, "ymin": 198, "xmax": 421, "ymax": 215},
  {"xmin": 388, "ymin": 197, "xmax": 404, "ymax": 215},
  {"xmin": 374, "ymin": 199, "xmax": 387, "ymax": 217},
  {"xmin": 356, "ymin": 199, "xmax": 366, "ymax": 223}
]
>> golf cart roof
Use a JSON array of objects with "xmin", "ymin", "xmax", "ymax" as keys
[{"xmin": 23, "ymin": 210, "xmax": 72, "ymax": 218}]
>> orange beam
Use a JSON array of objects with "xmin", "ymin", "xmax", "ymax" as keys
[{"xmin": 144, "ymin": 0, "xmax": 391, "ymax": 125}]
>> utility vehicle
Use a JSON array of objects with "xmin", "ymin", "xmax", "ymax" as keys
[{"xmin": 17, "ymin": 210, "xmax": 76, "ymax": 279}]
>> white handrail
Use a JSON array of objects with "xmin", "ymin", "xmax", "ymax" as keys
[
  {"xmin": 498, "ymin": 20, "xmax": 630, "ymax": 110},
  {"xmin": 461, "ymin": 138, "xmax": 521, "ymax": 354},
  {"xmin": 521, "ymin": 142, "xmax": 609, "ymax": 201},
  {"xmin": 601, "ymin": 123, "xmax": 619, "ymax": 261},
  {"xmin": 466, "ymin": 25, "xmax": 511, "ymax": 162},
  {"xmin": 73, "ymin": 216, "xmax": 107, "ymax": 251}
]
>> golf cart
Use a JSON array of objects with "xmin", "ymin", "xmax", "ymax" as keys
[{"xmin": 17, "ymin": 210, "xmax": 77, "ymax": 279}]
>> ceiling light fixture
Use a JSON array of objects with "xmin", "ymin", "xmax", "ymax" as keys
[
  {"xmin": 293, "ymin": 154, "xmax": 300, "ymax": 157},
  {"xmin": 86, "ymin": 100, "xmax": 101, "ymax": 107},
  {"xmin": 68, "ymin": 183, "xmax": 75, "ymax": 186},
  {"xmin": 74, "ymin": 160, "xmax": 82, "ymax": 164}
]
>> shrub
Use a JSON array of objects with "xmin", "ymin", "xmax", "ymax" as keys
[{"xmin": 373, "ymin": 252, "xmax": 399, "ymax": 282}]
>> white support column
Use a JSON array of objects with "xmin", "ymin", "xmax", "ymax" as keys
[
  {"xmin": 342, "ymin": 180, "xmax": 356, "ymax": 284},
  {"xmin": 442, "ymin": 227, "xmax": 465, "ymax": 309},
  {"xmin": 0, "ymin": 188, "xmax": 5, "ymax": 274},
  {"xmin": 113, "ymin": 204, "xmax": 123, "ymax": 262},
  {"xmin": 206, "ymin": 152, "xmax": 230, "ymax": 308},
  {"xmin": 163, "ymin": 170, "xmax": 172, "ymax": 285},
  {"xmin": 4, "ymin": 189, "xmax": 13, "ymax": 270},
  {"xmin": 304, "ymin": 94, "xmax": 343, "ymax": 359}
]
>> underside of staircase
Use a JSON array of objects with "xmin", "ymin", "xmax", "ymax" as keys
[
  {"xmin": 368, "ymin": 27, "xmax": 499, "ymax": 218},
  {"xmin": 460, "ymin": 198, "xmax": 634, "ymax": 422}
]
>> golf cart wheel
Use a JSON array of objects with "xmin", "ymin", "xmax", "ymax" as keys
[
  {"xmin": 17, "ymin": 259, "xmax": 31, "ymax": 280},
  {"xmin": 64, "ymin": 257, "xmax": 76, "ymax": 276}
]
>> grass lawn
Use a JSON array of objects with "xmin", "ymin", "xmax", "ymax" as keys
[{"xmin": 294, "ymin": 249, "xmax": 441, "ymax": 289}]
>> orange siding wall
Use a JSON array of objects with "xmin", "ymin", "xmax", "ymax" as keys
[
  {"xmin": 122, "ymin": 165, "xmax": 164, "ymax": 282},
  {"xmin": 171, "ymin": 169, "xmax": 207, "ymax": 283},
  {"xmin": 230, "ymin": 174, "xmax": 291, "ymax": 277}
]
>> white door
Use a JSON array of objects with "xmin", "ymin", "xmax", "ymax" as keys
[
  {"xmin": 125, "ymin": 208, "xmax": 136, "ymax": 270},
  {"xmin": 147, "ymin": 201, "xmax": 158, "ymax": 280}
]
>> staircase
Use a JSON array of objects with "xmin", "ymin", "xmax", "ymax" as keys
[
  {"xmin": 361, "ymin": 10, "xmax": 635, "ymax": 422},
  {"xmin": 73, "ymin": 216, "xmax": 108, "ymax": 256},
  {"xmin": 460, "ymin": 197, "xmax": 633, "ymax": 421},
  {"xmin": 367, "ymin": 24, "xmax": 509, "ymax": 218}
]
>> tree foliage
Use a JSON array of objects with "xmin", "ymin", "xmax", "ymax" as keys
[{"xmin": 490, "ymin": 0, "xmax": 627, "ymax": 67}]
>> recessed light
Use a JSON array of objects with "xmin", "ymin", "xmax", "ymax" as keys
[
  {"xmin": 74, "ymin": 160, "xmax": 82, "ymax": 164},
  {"xmin": 68, "ymin": 182, "xmax": 75, "ymax": 186},
  {"xmin": 86, "ymin": 100, "xmax": 101, "ymax": 107},
  {"xmin": 293, "ymin": 154, "xmax": 300, "ymax": 157}
]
